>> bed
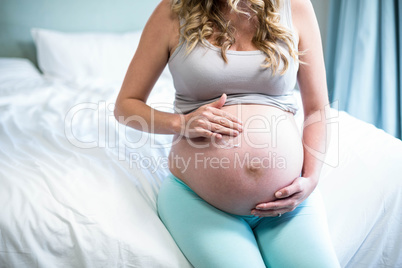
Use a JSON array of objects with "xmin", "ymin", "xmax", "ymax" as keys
[{"xmin": 1, "ymin": 2, "xmax": 402, "ymax": 268}]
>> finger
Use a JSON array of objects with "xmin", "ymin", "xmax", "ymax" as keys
[
  {"xmin": 208, "ymin": 115, "xmax": 243, "ymax": 132},
  {"xmin": 206, "ymin": 122, "xmax": 240, "ymax": 137},
  {"xmin": 192, "ymin": 127, "xmax": 222, "ymax": 139},
  {"xmin": 192, "ymin": 118, "xmax": 235, "ymax": 136},
  {"xmin": 252, "ymin": 209, "xmax": 288, "ymax": 218},
  {"xmin": 254, "ymin": 196, "xmax": 301, "ymax": 210},
  {"xmin": 210, "ymin": 108, "xmax": 243, "ymax": 125},
  {"xmin": 274, "ymin": 177, "xmax": 304, "ymax": 199},
  {"xmin": 207, "ymin": 93, "xmax": 227, "ymax": 109}
]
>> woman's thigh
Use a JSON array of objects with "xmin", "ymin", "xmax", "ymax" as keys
[
  {"xmin": 157, "ymin": 174, "xmax": 266, "ymax": 268},
  {"xmin": 253, "ymin": 189, "xmax": 340, "ymax": 268}
]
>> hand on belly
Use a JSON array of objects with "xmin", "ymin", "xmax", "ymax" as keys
[{"xmin": 169, "ymin": 104, "xmax": 304, "ymax": 215}]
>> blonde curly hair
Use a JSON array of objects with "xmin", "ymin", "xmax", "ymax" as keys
[{"xmin": 171, "ymin": 0, "xmax": 301, "ymax": 75}]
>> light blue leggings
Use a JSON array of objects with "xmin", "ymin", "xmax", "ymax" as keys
[{"xmin": 157, "ymin": 173, "xmax": 341, "ymax": 268}]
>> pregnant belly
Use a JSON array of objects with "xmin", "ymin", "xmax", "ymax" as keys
[{"xmin": 168, "ymin": 104, "xmax": 304, "ymax": 215}]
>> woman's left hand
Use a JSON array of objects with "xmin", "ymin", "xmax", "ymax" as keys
[{"xmin": 251, "ymin": 176, "xmax": 318, "ymax": 217}]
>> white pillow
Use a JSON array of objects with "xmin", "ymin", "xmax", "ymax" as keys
[
  {"xmin": 31, "ymin": 28, "xmax": 142, "ymax": 86},
  {"xmin": 0, "ymin": 57, "xmax": 45, "ymax": 93}
]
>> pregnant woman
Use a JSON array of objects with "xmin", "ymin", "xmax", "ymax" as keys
[{"xmin": 115, "ymin": 0, "xmax": 340, "ymax": 267}]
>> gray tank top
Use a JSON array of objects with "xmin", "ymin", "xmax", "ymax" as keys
[{"xmin": 168, "ymin": 0, "xmax": 299, "ymax": 114}]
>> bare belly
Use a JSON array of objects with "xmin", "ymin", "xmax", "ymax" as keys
[{"xmin": 169, "ymin": 104, "xmax": 304, "ymax": 215}]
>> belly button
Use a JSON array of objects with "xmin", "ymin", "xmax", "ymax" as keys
[
  {"xmin": 247, "ymin": 165, "xmax": 259, "ymax": 172},
  {"xmin": 245, "ymin": 163, "xmax": 263, "ymax": 176}
]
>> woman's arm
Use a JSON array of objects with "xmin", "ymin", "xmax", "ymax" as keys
[
  {"xmin": 114, "ymin": 0, "xmax": 180, "ymax": 134},
  {"xmin": 294, "ymin": 0, "xmax": 330, "ymax": 186},
  {"xmin": 114, "ymin": 0, "xmax": 242, "ymax": 138},
  {"xmin": 294, "ymin": 0, "xmax": 329, "ymax": 184},
  {"xmin": 252, "ymin": 0, "xmax": 329, "ymax": 217}
]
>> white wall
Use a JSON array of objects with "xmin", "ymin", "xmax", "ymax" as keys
[{"xmin": 310, "ymin": 0, "xmax": 330, "ymax": 54}]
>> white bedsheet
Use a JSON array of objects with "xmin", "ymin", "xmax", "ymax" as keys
[{"xmin": 0, "ymin": 58, "xmax": 401, "ymax": 267}]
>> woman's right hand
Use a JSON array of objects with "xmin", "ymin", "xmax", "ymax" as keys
[{"xmin": 180, "ymin": 94, "xmax": 243, "ymax": 139}]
